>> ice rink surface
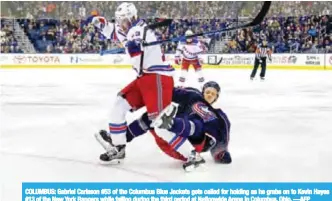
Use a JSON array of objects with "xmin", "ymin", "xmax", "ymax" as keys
[{"xmin": 1, "ymin": 68, "xmax": 332, "ymax": 200}]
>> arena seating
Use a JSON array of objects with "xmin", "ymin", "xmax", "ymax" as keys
[{"xmin": 1, "ymin": 1, "xmax": 331, "ymax": 53}]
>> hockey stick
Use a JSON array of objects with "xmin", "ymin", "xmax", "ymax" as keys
[
  {"xmin": 100, "ymin": 19, "xmax": 172, "ymax": 55},
  {"xmin": 138, "ymin": 24, "xmax": 148, "ymax": 75},
  {"xmin": 144, "ymin": 1, "xmax": 271, "ymax": 47},
  {"xmin": 101, "ymin": 2, "xmax": 271, "ymax": 55},
  {"xmin": 214, "ymin": 57, "xmax": 223, "ymax": 65}
]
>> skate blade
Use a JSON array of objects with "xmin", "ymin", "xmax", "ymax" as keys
[
  {"xmin": 184, "ymin": 165, "xmax": 195, "ymax": 172},
  {"xmin": 183, "ymin": 160, "xmax": 206, "ymax": 172},
  {"xmin": 99, "ymin": 159, "xmax": 124, "ymax": 166},
  {"xmin": 183, "ymin": 163, "xmax": 206, "ymax": 172}
]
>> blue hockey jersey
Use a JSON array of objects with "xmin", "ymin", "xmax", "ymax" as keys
[
  {"xmin": 172, "ymin": 87, "xmax": 204, "ymax": 115},
  {"xmin": 126, "ymin": 86, "xmax": 231, "ymax": 162},
  {"xmin": 172, "ymin": 87, "xmax": 231, "ymax": 154}
]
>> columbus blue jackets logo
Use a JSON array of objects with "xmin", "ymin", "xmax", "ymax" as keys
[{"xmin": 192, "ymin": 102, "xmax": 216, "ymax": 122}]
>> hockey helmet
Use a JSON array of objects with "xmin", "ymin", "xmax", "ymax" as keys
[
  {"xmin": 185, "ymin": 29, "xmax": 194, "ymax": 43},
  {"xmin": 115, "ymin": 2, "xmax": 138, "ymax": 29},
  {"xmin": 202, "ymin": 81, "xmax": 221, "ymax": 104}
]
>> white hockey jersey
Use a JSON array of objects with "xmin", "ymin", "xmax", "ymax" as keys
[
  {"xmin": 125, "ymin": 19, "xmax": 174, "ymax": 76},
  {"xmin": 175, "ymin": 39, "xmax": 206, "ymax": 61},
  {"xmin": 93, "ymin": 17, "xmax": 173, "ymax": 76}
]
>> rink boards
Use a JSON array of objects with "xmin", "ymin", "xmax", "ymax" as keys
[
  {"xmin": 1, "ymin": 53, "xmax": 332, "ymax": 70},
  {"xmin": 0, "ymin": 64, "xmax": 331, "ymax": 70}
]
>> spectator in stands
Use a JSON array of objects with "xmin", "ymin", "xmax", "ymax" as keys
[
  {"xmin": 0, "ymin": 45, "xmax": 4, "ymax": 53},
  {"xmin": 1, "ymin": 1, "xmax": 331, "ymax": 54}
]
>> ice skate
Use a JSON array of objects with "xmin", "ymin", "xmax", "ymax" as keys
[
  {"xmin": 98, "ymin": 130, "xmax": 113, "ymax": 144},
  {"xmin": 99, "ymin": 144, "xmax": 126, "ymax": 164},
  {"xmin": 183, "ymin": 150, "xmax": 205, "ymax": 172},
  {"xmin": 151, "ymin": 103, "xmax": 179, "ymax": 129},
  {"xmin": 94, "ymin": 130, "xmax": 113, "ymax": 150},
  {"xmin": 94, "ymin": 130, "xmax": 126, "ymax": 164}
]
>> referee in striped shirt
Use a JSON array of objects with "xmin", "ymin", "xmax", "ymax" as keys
[{"xmin": 250, "ymin": 39, "xmax": 272, "ymax": 80}]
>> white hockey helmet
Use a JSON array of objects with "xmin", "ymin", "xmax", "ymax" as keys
[
  {"xmin": 185, "ymin": 30, "xmax": 194, "ymax": 42},
  {"xmin": 185, "ymin": 29, "xmax": 194, "ymax": 36},
  {"xmin": 115, "ymin": 2, "xmax": 138, "ymax": 24}
]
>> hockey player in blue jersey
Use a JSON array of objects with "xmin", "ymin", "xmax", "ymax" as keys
[
  {"xmin": 152, "ymin": 81, "xmax": 231, "ymax": 170},
  {"xmin": 95, "ymin": 81, "xmax": 231, "ymax": 170}
]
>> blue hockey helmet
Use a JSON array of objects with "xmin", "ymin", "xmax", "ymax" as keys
[{"xmin": 203, "ymin": 81, "xmax": 220, "ymax": 93}]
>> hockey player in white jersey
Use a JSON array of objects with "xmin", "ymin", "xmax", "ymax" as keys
[
  {"xmin": 175, "ymin": 30, "xmax": 207, "ymax": 88},
  {"xmin": 95, "ymin": 2, "xmax": 175, "ymax": 162}
]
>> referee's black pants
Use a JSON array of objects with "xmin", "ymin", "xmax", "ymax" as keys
[{"xmin": 250, "ymin": 57, "xmax": 267, "ymax": 79}]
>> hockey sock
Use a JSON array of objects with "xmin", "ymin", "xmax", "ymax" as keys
[
  {"xmin": 109, "ymin": 122, "xmax": 127, "ymax": 135},
  {"xmin": 126, "ymin": 113, "xmax": 151, "ymax": 142},
  {"xmin": 108, "ymin": 96, "xmax": 132, "ymax": 145}
]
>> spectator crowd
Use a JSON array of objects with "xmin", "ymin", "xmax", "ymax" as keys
[
  {"xmin": 0, "ymin": 20, "xmax": 24, "ymax": 53},
  {"xmin": 1, "ymin": 1, "xmax": 331, "ymax": 54}
]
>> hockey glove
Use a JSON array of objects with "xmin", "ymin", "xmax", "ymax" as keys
[
  {"xmin": 151, "ymin": 103, "xmax": 178, "ymax": 129},
  {"xmin": 214, "ymin": 151, "xmax": 232, "ymax": 164}
]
